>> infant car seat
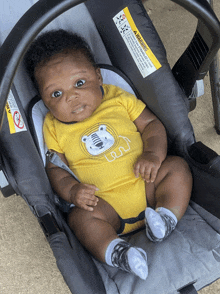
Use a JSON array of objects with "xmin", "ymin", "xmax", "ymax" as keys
[{"xmin": 0, "ymin": 0, "xmax": 220, "ymax": 293}]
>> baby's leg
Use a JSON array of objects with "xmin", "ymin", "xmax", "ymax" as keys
[
  {"xmin": 68, "ymin": 198, "xmax": 148, "ymax": 279},
  {"xmin": 145, "ymin": 156, "xmax": 192, "ymax": 241},
  {"xmin": 152, "ymin": 156, "xmax": 192, "ymax": 219}
]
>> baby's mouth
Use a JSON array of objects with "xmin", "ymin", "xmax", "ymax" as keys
[{"xmin": 72, "ymin": 106, "xmax": 85, "ymax": 114}]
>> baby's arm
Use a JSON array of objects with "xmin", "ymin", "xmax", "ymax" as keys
[
  {"xmin": 46, "ymin": 150, "xmax": 99, "ymax": 211},
  {"xmin": 133, "ymin": 107, "xmax": 167, "ymax": 183}
]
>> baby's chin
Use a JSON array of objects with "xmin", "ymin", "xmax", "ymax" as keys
[{"xmin": 54, "ymin": 114, "xmax": 88, "ymax": 124}]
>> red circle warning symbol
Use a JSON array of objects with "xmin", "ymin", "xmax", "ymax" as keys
[{"xmin": 13, "ymin": 111, "xmax": 24, "ymax": 129}]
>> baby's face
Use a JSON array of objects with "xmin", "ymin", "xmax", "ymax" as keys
[{"xmin": 35, "ymin": 51, "xmax": 103, "ymax": 123}]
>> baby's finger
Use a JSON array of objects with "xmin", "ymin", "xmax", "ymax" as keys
[
  {"xmin": 134, "ymin": 162, "xmax": 140, "ymax": 178},
  {"xmin": 84, "ymin": 184, "xmax": 99, "ymax": 192},
  {"xmin": 81, "ymin": 196, "xmax": 99, "ymax": 211},
  {"xmin": 84, "ymin": 196, "xmax": 99, "ymax": 206},
  {"xmin": 139, "ymin": 162, "xmax": 147, "ymax": 179},
  {"xmin": 143, "ymin": 166, "xmax": 152, "ymax": 182},
  {"xmin": 80, "ymin": 203, "xmax": 94, "ymax": 212},
  {"xmin": 149, "ymin": 167, "xmax": 158, "ymax": 183}
]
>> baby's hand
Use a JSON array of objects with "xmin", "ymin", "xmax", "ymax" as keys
[
  {"xmin": 69, "ymin": 183, "xmax": 99, "ymax": 211},
  {"xmin": 134, "ymin": 152, "xmax": 161, "ymax": 183}
]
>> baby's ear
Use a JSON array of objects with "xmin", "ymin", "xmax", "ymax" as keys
[{"xmin": 96, "ymin": 67, "xmax": 103, "ymax": 85}]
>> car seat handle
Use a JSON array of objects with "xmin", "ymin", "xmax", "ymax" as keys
[
  {"xmin": 171, "ymin": 0, "xmax": 220, "ymax": 74},
  {"xmin": 172, "ymin": 0, "xmax": 216, "ymax": 20},
  {"xmin": 0, "ymin": 0, "xmax": 85, "ymax": 130},
  {"xmin": 171, "ymin": 0, "xmax": 220, "ymax": 98}
]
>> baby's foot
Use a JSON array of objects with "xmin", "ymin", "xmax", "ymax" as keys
[
  {"xmin": 106, "ymin": 239, "xmax": 148, "ymax": 280},
  {"xmin": 145, "ymin": 207, "xmax": 177, "ymax": 242}
]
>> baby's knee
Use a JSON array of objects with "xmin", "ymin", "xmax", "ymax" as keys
[
  {"xmin": 68, "ymin": 207, "xmax": 84, "ymax": 231},
  {"xmin": 68, "ymin": 201, "xmax": 120, "ymax": 232},
  {"xmin": 68, "ymin": 206, "xmax": 99, "ymax": 227}
]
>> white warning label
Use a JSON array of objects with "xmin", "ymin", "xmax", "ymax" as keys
[
  {"xmin": 5, "ymin": 90, "xmax": 27, "ymax": 134},
  {"xmin": 113, "ymin": 7, "xmax": 161, "ymax": 78}
]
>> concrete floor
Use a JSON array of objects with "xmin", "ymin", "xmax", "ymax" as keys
[{"xmin": 0, "ymin": 0, "xmax": 220, "ymax": 293}]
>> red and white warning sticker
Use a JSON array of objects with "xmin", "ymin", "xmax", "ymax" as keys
[{"xmin": 5, "ymin": 90, "xmax": 27, "ymax": 134}]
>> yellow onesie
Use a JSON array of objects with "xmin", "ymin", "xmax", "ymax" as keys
[{"xmin": 43, "ymin": 84, "xmax": 147, "ymax": 234}]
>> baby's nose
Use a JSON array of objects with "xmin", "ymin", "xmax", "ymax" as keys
[{"xmin": 67, "ymin": 90, "xmax": 78, "ymax": 102}]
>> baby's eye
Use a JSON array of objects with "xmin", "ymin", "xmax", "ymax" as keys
[
  {"xmin": 52, "ymin": 90, "xmax": 62, "ymax": 98},
  {"xmin": 75, "ymin": 79, "xmax": 85, "ymax": 88}
]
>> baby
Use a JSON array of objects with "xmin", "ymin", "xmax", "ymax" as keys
[{"xmin": 24, "ymin": 29, "xmax": 192, "ymax": 280}]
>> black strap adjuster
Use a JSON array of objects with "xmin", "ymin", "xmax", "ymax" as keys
[{"xmin": 38, "ymin": 213, "xmax": 60, "ymax": 237}]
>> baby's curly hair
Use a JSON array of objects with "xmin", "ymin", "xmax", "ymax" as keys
[{"xmin": 24, "ymin": 29, "xmax": 97, "ymax": 90}]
